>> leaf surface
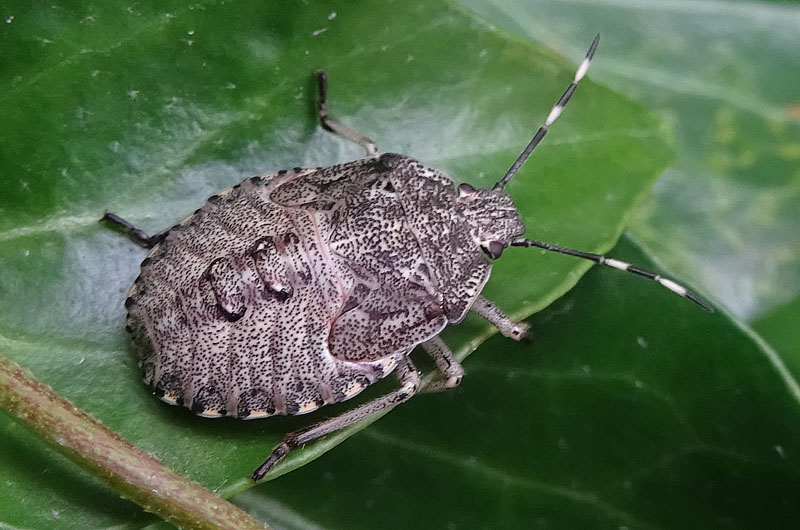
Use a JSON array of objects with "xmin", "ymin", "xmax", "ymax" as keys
[
  {"xmin": 459, "ymin": 0, "xmax": 800, "ymax": 322},
  {"xmin": 0, "ymin": 1, "xmax": 670, "ymax": 527},
  {"xmin": 236, "ymin": 236, "xmax": 800, "ymax": 530}
]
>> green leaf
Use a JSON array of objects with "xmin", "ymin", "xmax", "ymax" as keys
[
  {"xmin": 235, "ymin": 236, "xmax": 800, "ymax": 530},
  {"xmin": 753, "ymin": 296, "xmax": 800, "ymax": 379},
  {"xmin": 458, "ymin": 0, "xmax": 800, "ymax": 323},
  {"xmin": 0, "ymin": 0, "xmax": 670, "ymax": 527}
]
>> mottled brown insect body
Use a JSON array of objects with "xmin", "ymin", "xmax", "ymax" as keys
[
  {"xmin": 125, "ymin": 155, "xmax": 522, "ymax": 420},
  {"xmin": 106, "ymin": 36, "xmax": 706, "ymax": 480}
]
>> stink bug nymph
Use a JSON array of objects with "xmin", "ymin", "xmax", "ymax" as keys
[{"xmin": 103, "ymin": 35, "xmax": 710, "ymax": 481}]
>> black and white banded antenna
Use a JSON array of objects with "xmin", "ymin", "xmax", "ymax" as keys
[
  {"xmin": 494, "ymin": 34, "xmax": 600, "ymax": 191},
  {"xmin": 494, "ymin": 35, "xmax": 712, "ymax": 311},
  {"xmin": 511, "ymin": 238, "xmax": 713, "ymax": 311}
]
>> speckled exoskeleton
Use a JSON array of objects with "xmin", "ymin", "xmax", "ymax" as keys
[{"xmin": 103, "ymin": 36, "xmax": 709, "ymax": 481}]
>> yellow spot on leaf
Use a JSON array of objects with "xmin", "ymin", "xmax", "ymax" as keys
[
  {"xmin": 787, "ymin": 103, "xmax": 800, "ymax": 121},
  {"xmin": 767, "ymin": 117, "xmax": 786, "ymax": 136},
  {"xmin": 737, "ymin": 148, "xmax": 756, "ymax": 169},
  {"xmin": 709, "ymin": 152, "xmax": 730, "ymax": 172},
  {"xmin": 712, "ymin": 107, "xmax": 736, "ymax": 145},
  {"xmin": 778, "ymin": 143, "xmax": 800, "ymax": 160}
]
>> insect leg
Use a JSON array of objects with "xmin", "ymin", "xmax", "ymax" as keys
[
  {"xmin": 100, "ymin": 212, "xmax": 168, "ymax": 249},
  {"xmin": 471, "ymin": 295, "xmax": 531, "ymax": 340},
  {"xmin": 315, "ymin": 70, "xmax": 379, "ymax": 157},
  {"xmin": 252, "ymin": 357, "xmax": 420, "ymax": 481},
  {"xmin": 419, "ymin": 336, "xmax": 464, "ymax": 393}
]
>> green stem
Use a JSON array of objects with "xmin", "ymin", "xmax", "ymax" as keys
[{"xmin": 0, "ymin": 353, "xmax": 270, "ymax": 530}]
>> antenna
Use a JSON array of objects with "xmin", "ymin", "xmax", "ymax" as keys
[
  {"xmin": 510, "ymin": 238, "xmax": 713, "ymax": 311},
  {"xmin": 494, "ymin": 34, "xmax": 600, "ymax": 191}
]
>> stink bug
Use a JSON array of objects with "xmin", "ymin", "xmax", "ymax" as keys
[{"xmin": 102, "ymin": 35, "xmax": 710, "ymax": 482}]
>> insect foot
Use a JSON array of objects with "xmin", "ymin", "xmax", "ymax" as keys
[
  {"xmin": 103, "ymin": 34, "xmax": 711, "ymax": 482},
  {"xmin": 251, "ymin": 440, "xmax": 291, "ymax": 481},
  {"xmin": 471, "ymin": 296, "xmax": 531, "ymax": 340}
]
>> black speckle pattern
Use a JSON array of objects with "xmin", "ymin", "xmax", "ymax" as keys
[{"xmin": 126, "ymin": 155, "xmax": 526, "ymax": 418}]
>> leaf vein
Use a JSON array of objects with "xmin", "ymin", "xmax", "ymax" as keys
[
  {"xmin": 364, "ymin": 427, "xmax": 660, "ymax": 530},
  {"xmin": 466, "ymin": 364, "xmax": 702, "ymax": 442}
]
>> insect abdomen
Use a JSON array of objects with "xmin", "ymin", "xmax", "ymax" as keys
[{"xmin": 126, "ymin": 170, "xmax": 399, "ymax": 418}]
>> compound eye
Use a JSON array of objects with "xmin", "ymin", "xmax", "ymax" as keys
[
  {"xmin": 458, "ymin": 183, "xmax": 477, "ymax": 197},
  {"xmin": 481, "ymin": 241, "xmax": 505, "ymax": 260}
]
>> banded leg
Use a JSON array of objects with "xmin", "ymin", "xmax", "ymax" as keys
[
  {"xmin": 252, "ymin": 357, "xmax": 420, "ymax": 481},
  {"xmin": 471, "ymin": 295, "xmax": 530, "ymax": 340},
  {"xmin": 420, "ymin": 336, "xmax": 464, "ymax": 394},
  {"xmin": 100, "ymin": 212, "xmax": 168, "ymax": 249},
  {"xmin": 315, "ymin": 70, "xmax": 379, "ymax": 157}
]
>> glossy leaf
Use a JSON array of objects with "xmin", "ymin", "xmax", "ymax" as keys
[
  {"xmin": 459, "ymin": 0, "xmax": 800, "ymax": 322},
  {"xmin": 237, "ymin": 236, "xmax": 800, "ymax": 529},
  {"xmin": 0, "ymin": 0, "xmax": 670, "ymax": 528},
  {"xmin": 753, "ymin": 296, "xmax": 800, "ymax": 380}
]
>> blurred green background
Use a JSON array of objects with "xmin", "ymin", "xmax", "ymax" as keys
[{"xmin": 1, "ymin": 0, "xmax": 798, "ymax": 529}]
